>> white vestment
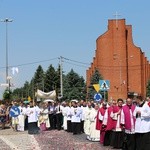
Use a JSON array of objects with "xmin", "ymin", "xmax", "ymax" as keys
[
  {"xmin": 17, "ymin": 106, "xmax": 26, "ymax": 131},
  {"xmin": 38, "ymin": 108, "xmax": 50, "ymax": 128},
  {"xmin": 87, "ymin": 108, "xmax": 100, "ymax": 141},
  {"xmin": 84, "ymin": 107, "xmax": 93, "ymax": 135},
  {"xmin": 133, "ymin": 102, "xmax": 150, "ymax": 133},
  {"xmin": 62, "ymin": 106, "xmax": 69, "ymax": 130},
  {"xmin": 71, "ymin": 106, "xmax": 82, "ymax": 123},
  {"xmin": 67, "ymin": 107, "xmax": 72, "ymax": 121},
  {"xmin": 26, "ymin": 106, "xmax": 40, "ymax": 123}
]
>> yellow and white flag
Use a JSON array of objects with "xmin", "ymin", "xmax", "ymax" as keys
[{"xmin": 93, "ymin": 84, "xmax": 100, "ymax": 92}]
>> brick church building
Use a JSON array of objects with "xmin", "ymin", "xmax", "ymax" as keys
[{"xmin": 86, "ymin": 19, "xmax": 150, "ymax": 100}]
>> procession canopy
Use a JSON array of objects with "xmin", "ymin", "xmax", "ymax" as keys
[{"xmin": 35, "ymin": 89, "xmax": 56, "ymax": 100}]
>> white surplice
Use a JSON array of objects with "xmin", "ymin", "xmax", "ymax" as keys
[{"xmin": 133, "ymin": 102, "xmax": 150, "ymax": 133}]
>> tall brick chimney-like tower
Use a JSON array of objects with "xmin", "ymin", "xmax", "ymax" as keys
[{"xmin": 86, "ymin": 19, "xmax": 150, "ymax": 100}]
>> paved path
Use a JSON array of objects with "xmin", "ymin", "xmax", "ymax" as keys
[
  {"xmin": 0, "ymin": 128, "xmax": 40, "ymax": 150},
  {"xmin": 0, "ymin": 128, "xmax": 114, "ymax": 150},
  {"xmin": 34, "ymin": 130, "xmax": 113, "ymax": 150}
]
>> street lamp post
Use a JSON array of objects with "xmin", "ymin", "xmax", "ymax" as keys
[
  {"xmin": 7, "ymin": 76, "xmax": 12, "ymax": 92},
  {"xmin": 1, "ymin": 18, "xmax": 13, "ymax": 89}
]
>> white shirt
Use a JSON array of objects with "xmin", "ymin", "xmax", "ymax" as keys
[
  {"xmin": 66, "ymin": 107, "xmax": 72, "ymax": 121},
  {"xmin": 18, "ymin": 106, "xmax": 26, "ymax": 115},
  {"xmin": 62, "ymin": 106, "xmax": 69, "ymax": 117},
  {"xmin": 133, "ymin": 102, "xmax": 150, "ymax": 133},
  {"xmin": 55, "ymin": 105, "xmax": 63, "ymax": 114},
  {"xmin": 80, "ymin": 106, "xmax": 87, "ymax": 121},
  {"xmin": 71, "ymin": 106, "xmax": 82, "ymax": 123},
  {"xmin": 26, "ymin": 106, "xmax": 40, "ymax": 123}
]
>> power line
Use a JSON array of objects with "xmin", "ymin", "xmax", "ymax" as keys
[
  {"xmin": 63, "ymin": 60, "xmax": 88, "ymax": 68},
  {"xmin": 0, "ymin": 57, "xmax": 59, "ymax": 69},
  {"xmin": 62, "ymin": 56, "xmax": 90, "ymax": 66},
  {"xmin": 0, "ymin": 56, "xmax": 90, "ymax": 69},
  {"xmin": 61, "ymin": 56, "xmax": 150, "ymax": 69},
  {"xmin": 0, "ymin": 55, "xmax": 148, "ymax": 71}
]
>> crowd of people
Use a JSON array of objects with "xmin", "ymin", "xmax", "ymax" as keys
[{"xmin": 0, "ymin": 96, "xmax": 150, "ymax": 150}]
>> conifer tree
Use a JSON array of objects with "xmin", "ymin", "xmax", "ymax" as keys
[
  {"xmin": 146, "ymin": 80, "xmax": 150, "ymax": 97},
  {"xmin": 63, "ymin": 69, "xmax": 86, "ymax": 100},
  {"xmin": 33, "ymin": 65, "xmax": 45, "ymax": 91},
  {"xmin": 44, "ymin": 64, "xmax": 56, "ymax": 92}
]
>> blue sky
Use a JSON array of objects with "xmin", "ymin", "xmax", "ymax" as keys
[{"xmin": 0, "ymin": 0, "xmax": 150, "ymax": 99}]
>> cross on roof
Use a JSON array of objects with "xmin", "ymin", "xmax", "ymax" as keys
[{"xmin": 113, "ymin": 11, "xmax": 121, "ymax": 28}]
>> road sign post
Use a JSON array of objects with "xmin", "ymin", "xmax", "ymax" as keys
[
  {"xmin": 99, "ymin": 80, "xmax": 110, "ymax": 101},
  {"xmin": 94, "ymin": 93, "xmax": 102, "ymax": 102},
  {"xmin": 9, "ymin": 106, "xmax": 20, "ymax": 117}
]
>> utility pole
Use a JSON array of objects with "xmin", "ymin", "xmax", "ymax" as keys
[{"xmin": 60, "ymin": 56, "xmax": 63, "ymax": 98}]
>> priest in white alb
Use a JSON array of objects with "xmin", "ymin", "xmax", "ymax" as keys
[
  {"xmin": 87, "ymin": 104, "xmax": 100, "ymax": 141},
  {"xmin": 17, "ymin": 101, "xmax": 27, "ymax": 131},
  {"xmin": 84, "ymin": 102, "xmax": 93, "ymax": 136}
]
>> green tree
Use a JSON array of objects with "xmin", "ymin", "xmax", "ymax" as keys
[
  {"xmin": 29, "ymin": 78, "xmax": 35, "ymax": 99},
  {"xmin": 12, "ymin": 88, "xmax": 22, "ymax": 100},
  {"xmin": 55, "ymin": 65, "xmax": 61, "ymax": 97},
  {"xmin": 146, "ymin": 79, "xmax": 150, "ymax": 97},
  {"xmin": 33, "ymin": 65, "xmax": 45, "ymax": 91},
  {"xmin": 22, "ymin": 81, "xmax": 30, "ymax": 98},
  {"xmin": 44, "ymin": 64, "xmax": 56, "ymax": 92},
  {"xmin": 63, "ymin": 69, "xmax": 86, "ymax": 100},
  {"xmin": 10, "ymin": 65, "xmax": 86, "ymax": 101},
  {"xmin": 3, "ymin": 89, "xmax": 12, "ymax": 100},
  {"xmin": 12, "ymin": 85, "xmax": 30, "ymax": 100}
]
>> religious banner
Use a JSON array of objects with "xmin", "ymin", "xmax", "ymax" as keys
[{"xmin": 35, "ymin": 89, "xmax": 56, "ymax": 100}]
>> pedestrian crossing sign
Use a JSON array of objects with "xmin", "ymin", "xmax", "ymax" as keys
[{"xmin": 99, "ymin": 80, "xmax": 110, "ymax": 91}]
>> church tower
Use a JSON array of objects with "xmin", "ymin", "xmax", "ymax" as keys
[{"xmin": 86, "ymin": 19, "xmax": 150, "ymax": 100}]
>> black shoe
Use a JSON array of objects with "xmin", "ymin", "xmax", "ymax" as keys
[{"xmin": 73, "ymin": 133, "xmax": 77, "ymax": 135}]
